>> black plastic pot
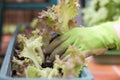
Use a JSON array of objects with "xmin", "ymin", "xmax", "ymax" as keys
[{"xmin": 0, "ymin": 24, "xmax": 94, "ymax": 80}]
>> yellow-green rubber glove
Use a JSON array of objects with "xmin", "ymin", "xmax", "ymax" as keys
[{"xmin": 46, "ymin": 21, "xmax": 120, "ymax": 61}]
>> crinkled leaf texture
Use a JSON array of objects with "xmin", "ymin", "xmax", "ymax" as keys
[
  {"xmin": 38, "ymin": 0, "xmax": 80, "ymax": 34},
  {"xmin": 26, "ymin": 66, "xmax": 59, "ymax": 78},
  {"xmin": 54, "ymin": 46, "xmax": 87, "ymax": 78},
  {"xmin": 18, "ymin": 29, "xmax": 44, "ymax": 69}
]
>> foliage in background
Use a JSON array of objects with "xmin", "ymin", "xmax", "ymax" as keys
[
  {"xmin": 82, "ymin": 0, "xmax": 120, "ymax": 26},
  {"xmin": 3, "ymin": 25, "xmax": 16, "ymax": 34}
]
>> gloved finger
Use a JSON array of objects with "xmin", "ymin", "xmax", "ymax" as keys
[
  {"xmin": 45, "ymin": 36, "xmax": 68, "ymax": 55},
  {"xmin": 49, "ymin": 47, "xmax": 67, "ymax": 62},
  {"xmin": 61, "ymin": 47, "xmax": 108, "ymax": 59},
  {"xmin": 82, "ymin": 48, "xmax": 108, "ymax": 58},
  {"xmin": 49, "ymin": 37, "xmax": 74, "ymax": 61}
]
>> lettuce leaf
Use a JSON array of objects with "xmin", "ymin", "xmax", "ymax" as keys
[
  {"xmin": 54, "ymin": 46, "xmax": 86, "ymax": 78},
  {"xmin": 18, "ymin": 29, "xmax": 44, "ymax": 69},
  {"xmin": 38, "ymin": 0, "xmax": 79, "ymax": 34},
  {"xmin": 26, "ymin": 66, "xmax": 59, "ymax": 78}
]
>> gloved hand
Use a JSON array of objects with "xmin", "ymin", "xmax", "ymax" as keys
[{"xmin": 45, "ymin": 21, "xmax": 120, "ymax": 61}]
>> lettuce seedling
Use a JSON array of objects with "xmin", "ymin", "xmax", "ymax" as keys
[
  {"xmin": 54, "ymin": 46, "xmax": 87, "ymax": 78},
  {"xmin": 54, "ymin": 0, "xmax": 80, "ymax": 33},
  {"xmin": 38, "ymin": 0, "xmax": 79, "ymax": 34},
  {"xmin": 37, "ymin": 0, "xmax": 80, "ymax": 48},
  {"xmin": 25, "ymin": 46, "xmax": 87, "ymax": 78},
  {"xmin": 18, "ymin": 29, "xmax": 44, "ymax": 69}
]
